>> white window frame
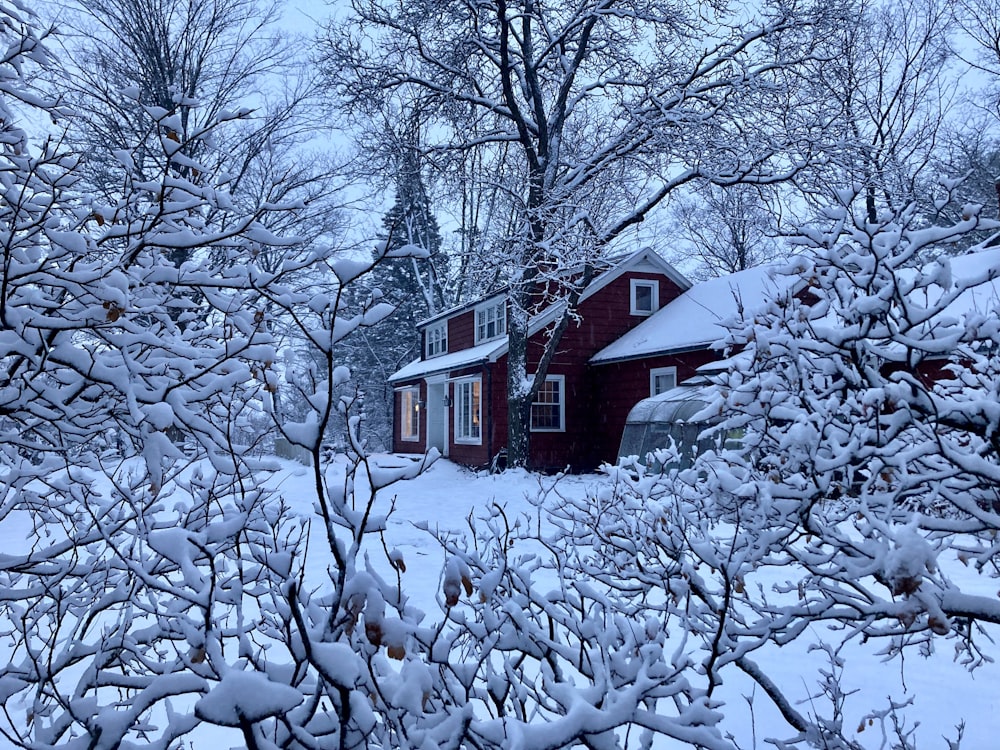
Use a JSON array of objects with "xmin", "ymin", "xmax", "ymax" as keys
[
  {"xmin": 453, "ymin": 377, "xmax": 482, "ymax": 444},
  {"xmin": 649, "ymin": 366, "xmax": 677, "ymax": 397},
  {"xmin": 398, "ymin": 386, "xmax": 420, "ymax": 442},
  {"xmin": 530, "ymin": 374, "xmax": 566, "ymax": 432},
  {"xmin": 630, "ymin": 279, "xmax": 659, "ymax": 316},
  {"xmin": 475, "ymin": 299, "xmax": 507, "ymax": 344},
  {"xmin": 425, "ymin": 321, "xmax": 448, "ymax": 358}
]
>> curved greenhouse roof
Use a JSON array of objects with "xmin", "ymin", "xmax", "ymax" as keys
[
  {"xmin": 619, "ymin": 381, "xmax": 726, "ymax": 467},
  {"xmin": 624, "ymin": 383, "xmax": 719, "ymax": 425}
]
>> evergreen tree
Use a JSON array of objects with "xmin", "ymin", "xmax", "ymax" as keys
[
  {"xmin": 375, "ymin": 148, "xmax": 448, "ymax": 318},
  {"xmin": 345, "ymin": 147, "xmax": 449, "ymax": 449}
]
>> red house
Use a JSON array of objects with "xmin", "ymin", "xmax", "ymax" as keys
[
  {"xmin": 387, "ymin": 250, "xmax": 791, "ymax": 471},
  {"xmin": 388, "ymin": 243, "xmax": 1000, "ymax": 471}
]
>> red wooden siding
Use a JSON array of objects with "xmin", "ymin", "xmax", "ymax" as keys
[
  {"xmin": 395, "ymin": 266, "xmax": 709, "ymax": 472},
  {"xmin": 517, "ymin": 271, "xmax": 690, "ymax": 471},
  {"xmin": 448, "ymin": 310, "xmax": 476, "ymax": 352},
  {"xmin": 447, "ymin": 364, "xmax": 493, "ymax": 468},
  {"xmin": 590, "ymin": 348, "xmax": 717, "ymax": 465}
]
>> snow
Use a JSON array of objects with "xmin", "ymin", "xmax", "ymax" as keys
[
  {"xmin": 592, "ymin": 246, "xmax": 1000, "ymax": 366},
  {"xmin": 388, "ymin": 338, "xmax": 504, "ymax": 383},
  {"xmin": 276, "ymin": 459, "xmax": 997, "ymax": 748},
  {"xmin": 194, "ymin": 669, "xmax": 303, "ymax": 726},
  {"xmin": 1, "ymin": 455, "xmax": 998, "ymax": 746},
  {"xmin": 578, "ymin": 248, "xmax": 692, "ymax": 303},
  {"xmin": 591, "ymin": 264, "xmax": 794, "ymax": 363},
  {"xmin": 393, "ymin": 249, "xmax": 692, "ymax": 384}
]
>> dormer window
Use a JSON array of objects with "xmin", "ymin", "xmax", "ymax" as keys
[
  {"xmin": 630, "ymin": 279, "xmax": 659, "ymax": 316},
  {"xmin": 475, "ymin": 299, "xmax": 506, "ymax": 343},
  {"xmin": 425, "ymin": 321, "xmax": 447, "ymax": 358}
]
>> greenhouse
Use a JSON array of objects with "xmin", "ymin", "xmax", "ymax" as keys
[{"xmin": 618, "ymin": 380, "xmax": 731, "ymax": 469}]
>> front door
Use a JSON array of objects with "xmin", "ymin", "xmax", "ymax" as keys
[{"xmin": 425, "ymin": 378, "xmax": 449, "ymax": 457}]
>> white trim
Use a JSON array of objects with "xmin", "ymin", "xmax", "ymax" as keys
[
  {"xmin": 649, "ymin": 366, "xmax": 677, "ymax": 397},
  {"xmin": 530, "ymin": 374, "xmax": 566, "ymax": 432},
  {"xmin": 453, "ymin": 376, "xmax": 483, "ymax": 445},
  {"xmin": 399, "ymin": 386, "xmax": 420, "ymax": 442},
  {"xmin": 425, "ymin": 321, "xmax": 448, "ymax": 358},
  {"xmin": 474, "ymin": 299, "xmax": 507, "ymax": 344},
  {"xmin": 390, "ymin": 305, "xmax": 564, "ymax": 384},
  {"xmin": 578, "ymin": 248, "xmax": 690, "ymax": 304},
  {"xmin": 630, "ymin": 279, "xmax": 659, "ymax": 316}
]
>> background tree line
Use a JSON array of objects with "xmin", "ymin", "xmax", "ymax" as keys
[{"xmin": 30, "ymin": 0, "xmax": 1000, "ymax": 458}]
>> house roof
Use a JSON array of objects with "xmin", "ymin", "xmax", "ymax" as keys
[
  {"xmin": 578, "ymin": 247, "xmax": 691, "ymax": 303},
  {"xmin": 934, "ymin": 246, "xmax": 1000, "ymax": 318},
  {"xmin": 389, "ymin": 302, "xmax": 568, "ymax": 383},
  {"xmin": 390, "ymin": 249, "xmax": 687, "ymax": 382},
  {"xmin": 414, "ymin": 248, "xmax": 687, "ymax": 330},
  {"xmin": 592, "ymin": 245, "xmax": 1000, "ymax": 366},
  {"xmin": 590, "ymin": 262, "xmax": 795, "ymax": 364},
  {"xmin": 388, "ymin": 338, "xmax": 504, "ymax": 383},
  {"xmin": 416, "ymin": 291, "xmax": 507, "ymax": 330}
]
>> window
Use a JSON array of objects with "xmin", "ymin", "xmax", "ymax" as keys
[
  {"xmin": 650, "ymin": 366, "xmax": 677, "ymax": 397},
  {"xmin": 454, "ymin": 378, "xmax": 482, "ymax": 444},
  {"xmin": 630, "ymin": 279, "xmax": 659, "ymax": 316},
  {"xmin": 425, "ymin": 322, "xmax": 447, "ymax": 358},
  {"xmin": 530, "ymin": 375, "xmax": 565, "ymax": 432},
  {"xmin": 475, "ymin": 299, "xmax": 506, "ymax": 343},
  {"xmin": 399, "ymin": 387, "xmax": 420, "ymax": 441}
]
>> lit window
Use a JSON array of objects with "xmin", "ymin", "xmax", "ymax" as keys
[
  {"xmin": 530, "ymin": 375, "xmax": 565, "ymax": 432},
  {"xmin": 630, "ymin": 279, "xmax": 659, "ymax": 316},
  {"xmin": 400, "ymin": 387, "xmax": 420, "ymax": 441},
  {"xmin": 475, "ymin": 299, "xmax": 506, "ymax": 343},
  {"xmin": 650, "ymin": 367, "xmax": 677, "ymax": 397},
  {"xmin": 454, "ymin": 378, "xmax": 481, "ymax": 443},
  {"xmin": 425, "ymin": 322, "xmax": 447, "ymax": 357}
]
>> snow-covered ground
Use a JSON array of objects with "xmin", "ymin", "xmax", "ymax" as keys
[
  {"xmin": 2, "ymin": 456, "xmax": 996, "ymax": 748},
  {"xmin": 276, "ymin": 457, "xmax": 999, "ymax": 749}
]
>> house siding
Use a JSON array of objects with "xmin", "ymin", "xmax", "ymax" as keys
[
  {"xmin": 591, "ymin": 349, "xmax": 718, "ymax": 464},
  {"xmin": 448, "ymin": 364, "xmax": 493, "ymax": 468},
  {"xmin": 517, "ymin": 271, "xmax": 689, "ymax": 471},
  {"xmin": 390, "ymin": 253, "xmax": 711, "ymax": 472},
  {"xmin": 449, "ymin": 310, "xmax": 476, "ymax": 352}
]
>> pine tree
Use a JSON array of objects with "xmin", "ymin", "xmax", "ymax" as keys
[{"xmin": 345, "ymin": 149, "xmax": 449, "ymax": 449}]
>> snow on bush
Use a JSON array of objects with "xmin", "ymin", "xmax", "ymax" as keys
[{"xmin": 2, "ymin": 3, "xmax": 999, "ymax": 747}]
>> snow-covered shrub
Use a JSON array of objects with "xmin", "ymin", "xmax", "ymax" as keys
[
  {"xmin": 0, "ymin": 7, "xmax": 438, "ymax": 748},
  {"xmin": 418, "ymin": 186, "xmax": 1000, "ymax": 750}
]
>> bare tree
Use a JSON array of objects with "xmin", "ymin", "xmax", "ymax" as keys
[
  {"xmin": 669, "ymin": 183, "xmax": 787, "ymax": 279},
  {"xmin": 951, "ymin": 0, "xmax": 1000, "ymax": 121},
  {"xmin": 46, "ymin": 0, "xmax": 339, "ymax": 269},
  {"xmin": 0, "ymin": 8, "xmax": 435, "ymax": 746},
  {"xmin": 321, "ymin": 0, "xmax": 838, "ymax": 468},
  {"xmin": 797, "ymin": 0, "xmax": 956, "ymax": 223}
]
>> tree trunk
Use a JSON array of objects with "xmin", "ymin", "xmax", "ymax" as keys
[{"xmin": 505, "ymin": 289, "xmax": 532, "ymax": 469}]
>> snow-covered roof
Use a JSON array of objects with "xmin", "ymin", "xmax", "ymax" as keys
[
  {"xmin": 594, "ymin": 246, "xmax": 1000, "ymax": 367},
  {"xmin": 388, "ymin": 338, "xmax": 504, "ymax": 383},
  {"xmin": 415, "ymin": 248, "xmax": 685, "ymax": 329},
  {"xmin": 591, "ymin": 263, "xmax": 794, "ymax": 364},
  {"xmin": 393, "ymin": 249, "xmax": 686, "ymax": 382},
  {"xmin": 624, "ymin": 381, "xmax": 720, "ymax": 425},
  {"xmin": 578, "ymin": 247, "xmax": 690, "ymax": 303},
  {"xmin": 938, "ymin": 246, "xmax": 1000, "ymax": 318},
  {"xmin": 416, "ymin": 290, "xmax": 507, "ymax": 330},
  {"xmin": 388, "ymin": 302, "xmax": 567, "ymax": 383}
]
